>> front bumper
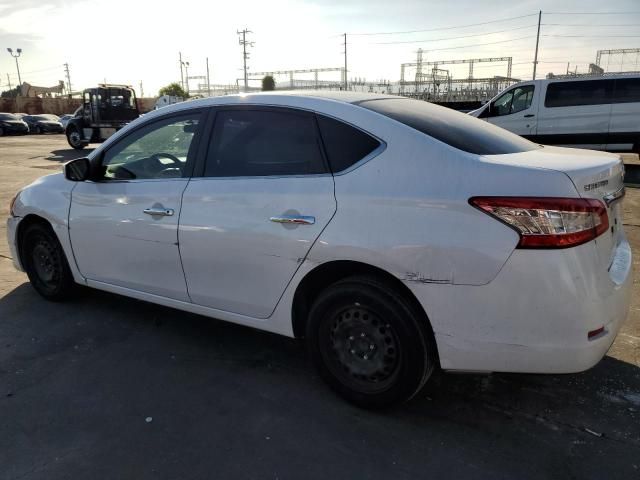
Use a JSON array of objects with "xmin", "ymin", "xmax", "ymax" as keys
[
  {"xmin": 407, "ymin": 237, "xmax": 633, "ymax": 374},
  {"xmin": 6, "ymin": 216, "xmax": 23, "ymax": 272}
]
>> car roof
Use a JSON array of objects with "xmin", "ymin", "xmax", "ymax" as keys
[{"xmin": 143, "ymin": 91, "xmax": 402, "ymax": 121}]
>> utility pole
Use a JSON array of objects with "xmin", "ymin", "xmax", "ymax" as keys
[
  {"xmin": 7, "ymin": 73, "xmax": 12, "ymax": 90},
  {"xmin": 6, "ymin": 48, "xmax": 22, "ymax": 86},
  {"xmin": 532, "ymin": 10, "xmax": 542, "ymax": 80},
  {"xmin": 206, "ymin": 57, "xmax": 211, "ymax": 97},
  {"xmin": 179, "ymin": 52, "xmax": 185, "ymax": 90},
  {"xmin": 184, "ymin": 61, "xmax": 190, "ymax": 95},
  {"xmin": 237, "ymin": 28, "xmax": 254, "ymax": 92},
  {"xmin": 139, "ymin": 80, "xmax": 144, "ymax": 98},
  {"xmin": 64, "ymin": 63, "xmax": 72, "ymax": 96},
  {"xmin": 343, "ymin": 33, "xmax": 348, "ymax": 90}
]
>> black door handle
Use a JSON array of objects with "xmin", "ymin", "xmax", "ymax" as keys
[{"xmin": 524, "ymin": 114, "xmax": 535, "ymax": 118}]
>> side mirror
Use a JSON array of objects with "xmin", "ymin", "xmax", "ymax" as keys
[
  {"xmin": 64, "ymin": 157, "xmax": 91, "ymax": 181},
  {"xmin": 480, "ymin": 104, "xmax": 493, "ymax": 118}
]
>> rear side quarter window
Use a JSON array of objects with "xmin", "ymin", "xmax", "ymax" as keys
[
  {"xmin": 544, "ymin": 80, "xmax": 614, "ymax": 108},
  {"xmin": 316, "ymin": 115, "xmax": 381, "ymax": 173}
]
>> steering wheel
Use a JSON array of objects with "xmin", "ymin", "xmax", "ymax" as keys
[{"xmin": 150, "ymin": 152, "xmax": 182, "ymax": 177}]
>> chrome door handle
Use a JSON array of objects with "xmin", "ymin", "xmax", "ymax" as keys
[
  {"xmin": 144, "ymin": 207, "xmax": 174, "ymax": 216},
  {"xmin": 270, "ymin": 215, "xmax": 315, "ymax": 225}
]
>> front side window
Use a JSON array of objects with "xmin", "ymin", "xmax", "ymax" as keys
[
  {"xmin": 545, "ymin": 80, "xmax": 613, "ymax": 108},
  {"xmin": 204, "ymin": 109, "xmax": 326, "ymax": 177},
  {"xmin": 490, "ymin": 85, "xmax": 534, "ymax": 116},
  {"xmin": 613, "ymin": 78, "xmax": 640, "ymax": 104},
  {"xmin": 101, "ymin": 113, "xmax": 201, "ymax": 180}
]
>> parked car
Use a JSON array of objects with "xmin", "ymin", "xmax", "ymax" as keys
[
  {"xmin": 7, "ymin": 93, "xmax": 631, "ymax": 408},
  {"xmin": 0, "ymin": 112, "xmax": 29, "ymax": 135},
  {"xmin": 22, "ymin": 114, "xmax": 64, "ymax": 134},
  {"xmin": 58, "ymin": 114, "xmax": 75, "ymax": 129},
  {"xmin": 469, "ymin": 74, "xmax": 640, "ymax": 153}
]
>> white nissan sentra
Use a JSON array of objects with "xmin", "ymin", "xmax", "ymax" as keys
[{"xmin": 7, "ymin": 92, "xmax": 632, "ymax": 408}]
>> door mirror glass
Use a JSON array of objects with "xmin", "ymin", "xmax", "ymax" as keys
[{"xmin": 64, "ymin": 157, "xmax": 91, "ymax": 181}]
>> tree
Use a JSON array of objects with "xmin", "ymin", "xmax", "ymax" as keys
[
  {"xmin": 261, "ymin": 75, "xmax": 276, "ymax": 91},
  {"xmin": 158, "ymin": 82, "xmax": 188, "ymax": 98},
  {"xmin": 1, "ymin": 86, "xmax": 20, "ymax": 98}
]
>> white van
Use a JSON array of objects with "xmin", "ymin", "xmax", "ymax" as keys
[{"xmin": 469, "ymin": 74, "xmax": 640, "ymax": 152}]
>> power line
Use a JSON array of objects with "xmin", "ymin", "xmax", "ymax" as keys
[
  {"xmin": 545, "ymin": 11, "xmax": 640, "ymax": 15},
  {"xmin": 384, "ymin": 35, "xmax": 535, "ymax": 52},
  {"xmin": 542, "ymin": 23, "xmax": 640, "ymax": 27},
  {"xmin": 543, "ymin": 34, "xmax": 640, "ymax": 38},
  {"xmin": 371, "ymin": 24, "xmax": 537, "ymax": 45},
  {"xmin": 349, "ymin": 13, "xmax": 538, "ymax": 36}
]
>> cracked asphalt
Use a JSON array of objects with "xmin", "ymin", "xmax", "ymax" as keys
[{"xmin": 1, "ymin": 136, "xmax": 639, "ymax": 480}]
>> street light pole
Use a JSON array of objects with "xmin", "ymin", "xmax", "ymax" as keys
[{"xmin": 6, "ymin": 48, "xmax": 22, "ymax": 86}]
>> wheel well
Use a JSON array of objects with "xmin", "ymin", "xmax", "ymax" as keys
[
  {"xmin": 16, "ymin": 214, "xmax": 54, "ymax": 264},
  {"xmin": 292, "ymin": 260, "xmax": 432, "ymax": 340}
]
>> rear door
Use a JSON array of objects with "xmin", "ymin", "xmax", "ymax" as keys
[
  {"xmin": 179, "ymin": 106, "xmax": 336, "ymax": 318},
  {"xmin": 607, "ymin": 77, "xmax": 640, "ymax": 151},
  {"xmin": 485, "ymin": 84, "xmax": 538, "ymax": 136},
  {"xmin": 536, "ymin": 79, "xmax": 614, "ymax": 150}
]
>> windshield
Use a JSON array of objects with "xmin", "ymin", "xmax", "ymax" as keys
[
  {"xmin": 357, "ymin": 98, "xmax": 540, "ymax": 155},
  {"xmin": 0, "ymin": 113, "xmax": 19, "ymax": 121}
]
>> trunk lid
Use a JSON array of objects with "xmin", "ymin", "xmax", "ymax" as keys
[{"xmin": 484, "ymin": 145, "xmax": 625, "ymax": 270}]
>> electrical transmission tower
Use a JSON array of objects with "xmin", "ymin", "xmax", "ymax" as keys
[
  {"xmin": 64, "ymin": 63, "xmax": 72, "ymax": 96},
  {"xmin": 237, "ymin": 28, "xmax": 254, "ymax": 92}
]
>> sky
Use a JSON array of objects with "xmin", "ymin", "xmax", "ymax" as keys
[{"xmin": 1, "ymin": 0, "xmax": 640, "ymax": 97}]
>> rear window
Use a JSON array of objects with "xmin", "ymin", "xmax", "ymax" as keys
[
  {"xmin": 357, "ymin": 98, "xmax": 539, "ymax": 155},
  {"xmin": 545, "ymin": 80, "xmax": 613, "ymax": 108}
]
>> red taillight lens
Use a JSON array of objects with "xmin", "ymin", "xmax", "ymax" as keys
[{"xmin": 469, "ymin": 197, "xmax": 609, "ymax": 249}]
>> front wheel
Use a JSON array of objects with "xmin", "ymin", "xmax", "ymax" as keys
[
  {"xmin": 66, "ymin": 127, "xmax": 85, "ymax": 150},
  {"xmin": 307, "ymin": 276, "xmax": 436, "ymax": 408},
  {"xmin": 21, "ymin": 223, "xmax": 76, "ymax": 301}
]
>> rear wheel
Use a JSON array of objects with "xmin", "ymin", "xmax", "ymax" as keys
[
  {"xmin": 0, "ymin": 127, "xmax": 4, "ymax": 136},
  {"xmin": 307, "ymin": 275, "xmax": 436, "ymax": 408},
  {"xmin": 35, "ymin": 126, "xmax": 41, "ymax": 134},
  {"xmin": 67, "ymin": 127, "xmax": 85, "ymax": 150},
  {"xmin": 21, "ymin": 223, "xmax": 75, "ymax": 301}
]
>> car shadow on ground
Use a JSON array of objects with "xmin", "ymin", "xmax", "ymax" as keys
[
  {"xmin": 45, "ymin": 148, "xmax": 95, "ymax": 162},
  {"xmin": 1, "ymin": 283, "xmax": 639, "ymax": 479}
]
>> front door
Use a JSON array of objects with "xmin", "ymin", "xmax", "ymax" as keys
[
  {"xmin": 69, "ymin": 111, "xmax": 204, "ymax": 301},
  {"xmin": 179, "ymin": 107, "xmax": 337, "ymax": 318},
  {"xmin": 485, "ymin": 84, "xmax": 537, "ymax": 136}
]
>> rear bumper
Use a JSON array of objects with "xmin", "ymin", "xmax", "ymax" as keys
[
  {"xmin": 6, "ymin": 216, "xmax": 24, "ymax": 272},
  {"xmin": 407, "ymin": 237, "xmax": 633, "ymax": 373}
]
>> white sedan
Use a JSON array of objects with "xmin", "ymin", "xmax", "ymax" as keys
[{"xmin": 7, "ymin": 92, "xmax": 632, "ymax": 408}]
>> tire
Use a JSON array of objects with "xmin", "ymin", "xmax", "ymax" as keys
[
  {"xmin": 21, "ymin": 222, "xmax": 75, "ymax": 301},
  {"xmin": 66, "ymin": 127, "xmax": 85, "ymax": 150},
  {"xmin": 306, "ymin": 275, "xmax": 436, "ymax": 408},
  {"xmin": 35, "ymin": 126, "xmax": 41, "ymax": 134},
  {"xmin": 0, "ymin": 127, "xmax": 4, "ymax": 136}
]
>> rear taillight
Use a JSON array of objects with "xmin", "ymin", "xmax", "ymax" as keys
[{"xmin": 469, "ymin": 197, "xmax": 609, "ymax": 249}]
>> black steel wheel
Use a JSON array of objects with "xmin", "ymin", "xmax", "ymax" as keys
[
  {"xmin": 21, "ymin": 222, "xmax": 75, "ymax": 301},
  {"xmin": 307, "ymin": 275, "xmax": 436, "ymax": 408},
  {"xmin": 66, "ymin": 127, "xmax": 85, "ymax": 150}
]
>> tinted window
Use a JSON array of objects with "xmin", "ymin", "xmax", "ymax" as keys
[
  {"xmin": 102, "ymin": 113, "xmax": 201, "ymax": 180},
  {"xmin": 613, "ymin": 78, "xmax": 640, "ymax": 104},
  {"xmin": 0, "ymin": 113, "xmax": 19, "ymax": 120},
  {"xmin": 205, "ymin": 109, "xmax": 326, "ymax": 177},
  {"xmin": 358, "ymin": 98, "xmax": 539, "ymax": 155},
  {"xmin": 544, "ymin": 80, "xmax": 613, "ymax": 108},
  {"xmin": 317, "ymin": 115, "xmax": 381, "ymax": 173}
]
